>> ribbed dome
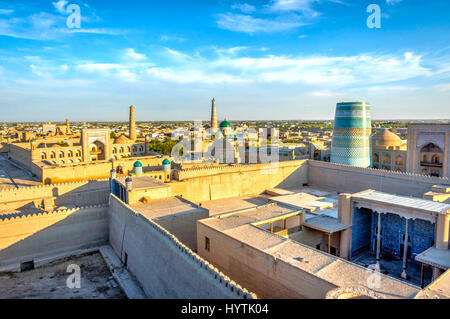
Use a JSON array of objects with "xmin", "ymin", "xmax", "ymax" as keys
[
  {"xmin": 162, "ymin": 159, "xmax": 171, "ymax": 165},
  {"xmin": 372, "ymin": 129, "xmax": 403, "ymax": 147},
  {"xmin": 114, "ymin": 135, "xmax": 129, "ymax": 144},
  {"xmin": 133, "ymin": 161, "xmax": 142, "ymax": 167}
]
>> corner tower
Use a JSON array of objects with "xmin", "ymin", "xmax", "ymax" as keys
[{"xmin": 330, "ymin": 102, "xmax": 372, "ymax": 167}]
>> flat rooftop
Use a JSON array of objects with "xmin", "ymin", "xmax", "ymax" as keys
[
  {"xmin": 353, "ymin": 190, "xmax": 450, "ymax": 214},
  {"xmin": 415, "ymin": 247, "xmax": 450, "ymax": 270},
  {"xmin": 131, "ymin": 196, "xmax": 206, "ymax": 220},
  {"xmin": 0, "ymin": 154, "xmax": 40, "ymax": 189},
  {"xmin": 269, "ymin": 191, "xmax": 337, "ymax": 212},
  {"xmin": 199, "ymin": 196, "xmax": 270, "ymax": 217},
  {"xmin": 0, "ymin": 252, "xmax": 126, "ymax": 299},
  {"xmin": 201, "ymin": 203, "xmax": 297, "ymax": 232},
  {"xmin": 116, "ymin": 176, "xmax": 168, "ymax": 190}
]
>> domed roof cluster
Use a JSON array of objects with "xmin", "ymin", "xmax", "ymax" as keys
[{"xmin": 372, "ymin": 129, "xmax": 403, "ymax": 147}]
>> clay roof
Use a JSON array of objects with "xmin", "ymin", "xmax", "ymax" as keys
[
  {"xmin": 114, "ymin": 135, "xmax": 130, "ymax": 144},
  {"xmin": 372, "ymin": 129, "xmax": 403, "ymax": 147}
]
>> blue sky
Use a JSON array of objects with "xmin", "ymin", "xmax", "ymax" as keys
[{"xmin": 0, "ymin": 0, "xmax": 449, "ymax": 121}]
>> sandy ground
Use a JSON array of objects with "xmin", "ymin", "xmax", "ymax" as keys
[{"xmin": 0, "ymin": 252, "xmax": 127, "ymax": 299}]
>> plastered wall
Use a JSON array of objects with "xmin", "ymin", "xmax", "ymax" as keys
[
  {"xmin": 108, "ymin": 195, "xmax": 254, "ymax": 299},
  {"xmin": 0, "ymin": 179, "xmax": 109, "ymax": 211},
  {"xmin": 308, "ymin": 160, "xmax": 448, "ymax": 197},
  {"xmin": 0, "ymin": 205, "xmax": 109, "ymax": 268},
  {"xmin": 171, "ymin": 160, "xmax": 308, "ymax": 203},
  {"xmin": 197, "ymin": 222, "xmax": 337, "ymax": 299}
]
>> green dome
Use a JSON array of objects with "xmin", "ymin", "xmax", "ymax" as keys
[
  {"xmin": 133, "ymin": 161, "xmax": 143, "ymax": 167},
  {"xmin": 162, "ymin": 159, "xmax": 171, "ymax": 165},
  {"xmin": 220, "ymin": 120, "xmax": 232, "ymax": 128}
]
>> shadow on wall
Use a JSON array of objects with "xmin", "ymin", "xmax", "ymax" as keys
[
  {"xmin": 0, "ymin": 180, "xmax": 109, "ymax": 212},
  {"xmin": 275, "ymin": 164, "xmax": 309, "ymax": 189},
  {"xmin": 0, "ymin": 207, "xmax": 109, "ymax": 269}
]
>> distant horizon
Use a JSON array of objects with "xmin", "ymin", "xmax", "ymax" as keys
[{"xmin": 2, "ymin": 118, "xmax": 450, "ymax": 124}]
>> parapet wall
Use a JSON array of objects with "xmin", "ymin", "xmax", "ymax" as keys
[
  {"xmin": 108, "ymin": 195, "xmax": 255, "ymax": 299},
  {"xmin": 308, "ymin": 160, "xmax": 448, "ymax": 197},
  {"xmin": 0, "ymin": 179, "xmax": 109, "ymax": 211},
  {"xmin": 172, "ymin": 160, "xmax": 308, "ymax": 203},
  {"xmin": 0, "ymin": 204, "xmax": 109, "ymax": 269}
]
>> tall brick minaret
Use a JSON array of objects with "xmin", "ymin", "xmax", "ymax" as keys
[
  {"xmin": 129, "ymin": 105, "xmax": 136, "ymax": 141},
  {"xmin": 211, "ymin": 98, "xmax": 218, "ymax": 131},
  {"xmin": 65, "ymin": 118, "xmax": 71, "ymax": 134}
]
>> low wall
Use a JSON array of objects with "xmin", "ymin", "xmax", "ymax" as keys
[
  {"xmin": 0, "ymin": 205, "xmax": 109, "ymax": 269},
  {"xmin": 108, "ymin": 195, "xmax": 254, "ymax": 299},
  {"xmin": 308, "ymin": 160, "xmax": 448, "ymax": 197}
]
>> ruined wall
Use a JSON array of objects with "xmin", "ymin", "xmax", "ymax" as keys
[
  {"xmin": 0, "ymin": 180, "xmax": 109, "ymax": 211},
  {"xmin": 108, "ymin": 195, "xmax": 254, "ymax": 299},
  {"xmin": 197, "ymin": 222, "xmax": 337, "ymax": 299},
  {"xmin": 171, "ymin": 160, "xmax": 308, "ymax": 203},
  {"xmin": 0, "ymin": 205, "xmax": 108, "ymax": 269},
  {"xmin": 308, "ymin": 160, "xmax": 448, "ymax": 197}
]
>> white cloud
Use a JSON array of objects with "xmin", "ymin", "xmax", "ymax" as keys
[
  {"xmin": 0, "ymin": 6, "xmax": 122, "ymax": 40},
  {"xmin": 117, "ymin": 69, "xmax": 137, "ymax": 82},
  {"xmin": 0, "ymin": 9, "xmax": 14, "ymax": 15},
  {"xmin": 216, "ymin": 13, "xmax": 306, "ymax": 34},
  {"xmin": 52, "ymin": 0, "xmax": 69, "ymax": 14},
  {"xmin": 76, "ymin": 63, "xmax": 126, "ymax": 73},
  {"xmin": 265, "ymin": 0, "xmax": 320, "ymax": 18},
  {"xmin": 231, "ymin": 3, "xmax": 257, "ymax": 14},
  {"xmin": 143, "ymin": 49, "xmax": 431, "ymax": 87},
  {"xmin": 386, "ymin": 0, "xmax": 402, "ymax": 5},
  {"xmin": 160, "ymin": 34, "xmax": 186, "ymax": 42},
  {"xmin": 126, "ymin": 48, "xmax": 147, "ymax": 61},
  {"xmin": 436, "ymin": 83, "xmax": 450, "ymax": 92}
]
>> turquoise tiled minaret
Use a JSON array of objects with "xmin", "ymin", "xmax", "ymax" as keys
[{"xmin": 330, "ymin": 102, "xmax": 372, "ymax": 167}]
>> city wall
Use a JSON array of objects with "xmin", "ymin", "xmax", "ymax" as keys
[
  {"xmin": 171, "ymin": 160, "xmax": 308, "ymax": 203},
  {"xmin": 108, "ymin": 195, "xmax": 254, "ymax": 299},
  {"xmin": 0, "ymin": 205, "xmax": 109, "ymax": 269},
  {"xmin": 0, "ymin": 179, "xmax": 109, "ymax": 211},
  {"xmin": 308, "ymin": 160, "xmax": 448, "ymax": 197}
]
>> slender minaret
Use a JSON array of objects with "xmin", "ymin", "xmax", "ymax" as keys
[
  {"xmin": 65, "ymin": 118, "xmax": 71, "ymax": 134},
  {"xmin": 129, "ymin": 105, "xmax": 136, "ymax": 141},
  {"xmin": 211, "ymin": 98, "xmax": 218, "ymax": 131}
]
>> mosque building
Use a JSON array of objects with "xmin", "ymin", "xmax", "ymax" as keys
[{"xmin": 371, "ymin": 128, "xmax": 407, "ymax": 171}]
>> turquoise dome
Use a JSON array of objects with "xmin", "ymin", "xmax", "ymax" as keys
[
  {"xmin": 133, "ymin": 161, "xmax": 143, "ymax": 168},
  {"xmin": 162, "ymin": 159, "xmax": 171, "ymax": 165},
  {"xmin": 220, "ymin": 120, "xmax": 232, "ymax": 128}
]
